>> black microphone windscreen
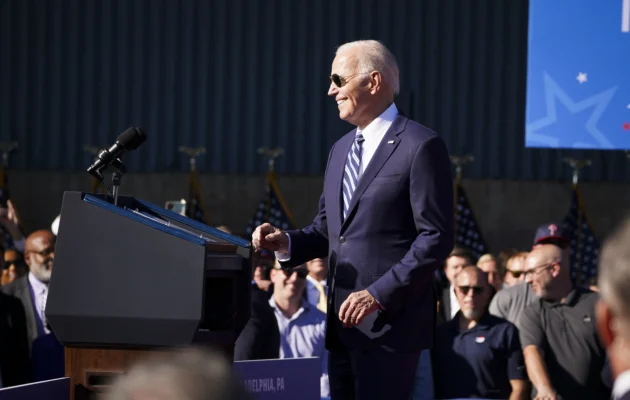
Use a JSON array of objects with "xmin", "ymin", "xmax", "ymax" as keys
[{"xmin": 117, "ymin": 127, "xmax": 147, "ymax": 150}]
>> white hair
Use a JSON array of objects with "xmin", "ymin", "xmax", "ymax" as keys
[
  {"xmin": 104, "ymin": 348, "xmax": 249, "ymax": 400},
  {"xmin": 336, "ymin": 40, "xmax": 400, "ymax": 95},
  {"xmin": 599, "ymin": 215, "xmax": 630, "ymax": 337}
]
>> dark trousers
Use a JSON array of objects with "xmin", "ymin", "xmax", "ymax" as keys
[{"xmin": 328, "ymin": 345, "xmax": 420, "ymax": 400}]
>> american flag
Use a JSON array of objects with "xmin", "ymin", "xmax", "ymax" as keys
[
  {"xmin": 563, "ymin": 185, "xmax": 599, "ymax": 286},
  {"xmin": 245, "ymin": 172, "xmax": 295, "ymax": 236},
  {"xmin": 454, "ymin": 183, "xmax": 488, "ymax": 260},
  {"xmin": 186, "ymin": 169, "xmax": 207, "ymax": 224}
]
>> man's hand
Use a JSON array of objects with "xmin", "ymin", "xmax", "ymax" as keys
[
  {"xmin": 533, "ymin": 386, "xmax": 557, "ymax": 400},
  {"xmin": 251, "ymin": 223, "xmax": 289, "ymax": 253},
  {"xmin": 339, "ymin": 290, "xmax": 379, "ymax": 327},
  {"xmin": 0, "ymin": 200, "xmax": 23, "ymax": 240}
]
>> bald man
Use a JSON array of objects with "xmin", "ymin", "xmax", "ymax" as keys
[
  {"xmin": 432, "ymin": 266, "xmax": 527, "ymax": 399},
  {"xmin": 3, "ymin": 230, "xmax": 56, "ymax": 345},
  {"xmin": 520, "ymin": 244, "xmax": 609, "ymax": 400}
]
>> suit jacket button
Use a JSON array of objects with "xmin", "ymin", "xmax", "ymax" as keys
[{"xmin": 340, "ymin": 236, "xmax": 346, "ymax": 243}]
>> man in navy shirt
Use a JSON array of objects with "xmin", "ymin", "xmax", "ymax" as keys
[{"xmin": 432, "ymin": 266, "xmax": 528, "ymax": 399}]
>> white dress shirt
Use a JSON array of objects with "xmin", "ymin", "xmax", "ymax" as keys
[
  {"xmin": 276, "ymin": 102, "xmax": 399, "ymax": 261},
  {"xmin": 449, "ymin": 285, "xmax": 461, "ymax": 319},
  {"xmin": 614, "ymin": 370, "xmax": 630, "ymax": 400},
  {"xmin": 269, "ymin": 297, "xmax": 329, "ymax": 397},
  {"xmin": 29, "ymin": 272, "xmax": 50, "ymax": 334}
]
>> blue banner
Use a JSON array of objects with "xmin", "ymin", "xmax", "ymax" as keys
[
  {"xmin": 233, "ymin": 358, "xmax": 320, "ymax": 400},
  {"xmin": 0, "ymin": 377, "xmax": 69, "ymax": 400},
  {"xmin": 525, "ymin": 0, "xmax": 630, "ymax": 149}
]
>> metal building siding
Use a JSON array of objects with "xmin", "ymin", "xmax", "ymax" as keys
[{"xmin": 1, "ymin": 0, "xmax": 628, "ymax": 181}]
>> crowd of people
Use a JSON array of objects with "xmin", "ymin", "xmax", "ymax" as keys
[{"xmin": 238, "ymin": 219, "xmax": 630, "ymax": 400}]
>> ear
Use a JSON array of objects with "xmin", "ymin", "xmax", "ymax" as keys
[
  {"xmin": 596, "ymin": 299, "xmax": 614, "ymax": 348},
  {"xmin": 551, "ymin": 261, "xmax": 562, "ymax": 277},
  {"xmin": 368, "ymin": 71, "xmax": 382, "ymax": 94},
  {"xmin": 23, "ymin": 251, "xmax": 32, "ymax": 268}
]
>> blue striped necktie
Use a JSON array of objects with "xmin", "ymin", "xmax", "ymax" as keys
[{"xmin": 342, "ymin": 132, "xmax": 364, "ymax": 220}]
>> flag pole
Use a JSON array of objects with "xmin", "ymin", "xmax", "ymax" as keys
[
  {"xmin": 0, "ymin": 141, "xmax": 18, "ymax": 188},
  {"xmin": 0, "ymin": 141, "xmax": 25, "ymax": 237},
  {"xmin": 562, "ymin": 157, "xmax": 591, "ymax": 285},
  {"xmin": 257, "ymin": 147, "xmax": 295, "ymax": 226},
  {"xmin": 450, "ymin": 154, "xmax": 474, "ymax": 238},
  {"xmin": 179, "ymin": 146, "xmax": 207, "ymax": 222}
]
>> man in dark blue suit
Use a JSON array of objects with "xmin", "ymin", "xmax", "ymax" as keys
[{"xmin": 252, "ymin": 40, "xmax": 454, "ymax": 400}]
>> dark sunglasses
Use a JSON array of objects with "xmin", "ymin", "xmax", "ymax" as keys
[
  {"xmin": 27, "ymin": 247, "xmax": 55, "ymax": 258},
  {"xmin": 329, "ymin": 73, "xmax": 366, "ymax": 88},
  {"xmin": 457, "ymin": 286, "xmax": 484, "ymax": 295},
  {"xmin": 507, "ymin": 269, "xmax": 523, "ymax": 278},
  {"xmin": 280, "ymin": 269, "xmax": 307, "ymax": 279}
]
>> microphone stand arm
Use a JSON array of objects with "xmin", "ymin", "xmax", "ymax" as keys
[{"xmin": 111, "ymin": 157, "xmax": 126, "ymax": 206}]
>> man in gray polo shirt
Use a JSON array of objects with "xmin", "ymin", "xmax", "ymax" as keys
[
  {"xmin": 520, "ymin": 244, "xmax": 609, "ymax": 400},
  {"xmin": 489, "ymin": 223, "xmax": 569, "ymax": 328}
]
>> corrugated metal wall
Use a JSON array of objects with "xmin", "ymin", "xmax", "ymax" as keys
[{"xmin": 1, "ymin": 0, "xmax": 629, "ymax": 181}]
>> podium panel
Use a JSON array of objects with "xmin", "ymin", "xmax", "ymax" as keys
[{"xmin": 45, "ymin": 191, "xmax": 252, "ymax": 399}]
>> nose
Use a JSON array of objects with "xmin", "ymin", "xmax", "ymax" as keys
[
  {"xmin": 525, "ymin": 272, "xmax": 533, "ymax": 283},
  {"xmin": 328, "ymin": 82, "xmax": 338, "ymax": 97}
]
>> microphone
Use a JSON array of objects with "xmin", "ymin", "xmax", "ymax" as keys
[{"xmin": 87, "ymin": 127, "xmax": 146, "ymax": 179}]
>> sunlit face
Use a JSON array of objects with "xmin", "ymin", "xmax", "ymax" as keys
[
  {"xmin": 271, "ymin": 267, "xmax": 307, "ymax": 300},
  {"xmin": 306, "ymin": 258, "xmax": 328, "ymax": 278},
  {"xmin": 445, "ymin": 256, "xmax": 471, "ymax": 285},
  {"xmin": 455, "ymin": 271, "xmax": 490, "ymax": 321},
  {"xmin": 1, "ymin": 249, "xmax": 26, "ymax": 286},
  {"xmin": 25, "ymin": 233, "xmax": 56, "ymax": 283},
  {"xmin": 327, "ymin": 51, "xmax": 373, "ymax": 127},
  {"xmin": 524, "ymin": 254, "xmax": 556, "ymax": 299},
  {"xmin": 478, "ymin": 260, "xmax": 502, "ymax": 291},
  {"xmin": 504, "ymin": 256, "xmax": 526, "ymax": 287}
]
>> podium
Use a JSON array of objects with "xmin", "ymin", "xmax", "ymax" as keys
[{"xmin": 45, "ymin": 192, "xmax": 252, "ymax": 399}]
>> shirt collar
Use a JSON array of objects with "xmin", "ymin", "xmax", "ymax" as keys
[
  {"xmin": 451, "ymin": 311, "xmax": 492, "ymax": 333},
  {"xmin": 268, "ymin": 296, "xmax": 309, "ymax": 320},
  {"xmin": 356, "ymin": 102, "xmax": 398, "ymax": 141},
  {"xmin": 306, "ymin": 275, "xmax": 326, "ymax": 286},
  {"xmin": 28, "ymin": 272, "xmax": 48, "ymax": 293},
  {"xmin": 613, "ymin": 370, "xmax": 630, "ymax": 399},
  {"xmin": 542, "ymin": 286, "xmax": 583, "ymax": 308}
]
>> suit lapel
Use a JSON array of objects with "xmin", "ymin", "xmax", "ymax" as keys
[
  {"xmin": 341, "ymin": 115, "xmax": 407, "ymax": 231},
  {"xmin": 18, "ymin": 276, "xmax": 38, "ymax": 341}
]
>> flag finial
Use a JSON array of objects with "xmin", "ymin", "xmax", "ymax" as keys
[
  {"xmin": 179, "ymin": 146, "xmax": 206, "ymax": 172},
  {"xmin": 257, "ymin": 147, "xmax": 284, "ymax": 172},
  {"xmin": 562, "ymin": 158, "xmax": 591, "ymax": 185},
  {"xmin": 450, "ymin": 154, "xmax": 474, "ymax": 183},
  {"xmin": 0, "ymin": 142, "xmax": 19, "ymax": 168}
]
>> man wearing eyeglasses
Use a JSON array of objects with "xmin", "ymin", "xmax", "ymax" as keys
[
  {"xmin": 3, "ymin": 230, "xmax": 56, "ymax": 346},
  {"xmin": 432, "ymin": 266, "xmax": 528, "ymax": 399},
  {"xmin": 519, "ymin": 244, "xmax": 609, "ymax": 400},
  {"xmin": 489, "ymin": 223, "xmax": 570, "ymax": 328},
  {"xmin": 235, "ymin": 263, "xmax": 328, "ymax": 397},
  {"xmin": 251, "ymin": 39, "xmax": 453, "ymax": 399}
]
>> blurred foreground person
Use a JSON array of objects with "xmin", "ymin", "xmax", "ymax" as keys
[
  {"xmin": 105, "ymin": 348, "xmax": 250, "ymax": 400},
  {"xmin": 596, "ymin": 216, "xmax": 630, "ymax": 400}
]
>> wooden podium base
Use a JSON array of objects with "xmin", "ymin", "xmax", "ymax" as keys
[{"xmin": 65, "ymin": 345, "xmax": 235, "ymax": 400}]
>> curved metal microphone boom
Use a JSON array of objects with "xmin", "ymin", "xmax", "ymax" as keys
[{"xmin": 87, "ymin": 127, "xmax": 147, "ymax": 181}]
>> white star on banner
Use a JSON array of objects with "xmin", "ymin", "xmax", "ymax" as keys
[{"xmin": 576, "ymin": 72, "xmax": 588, "ymax": 84}]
